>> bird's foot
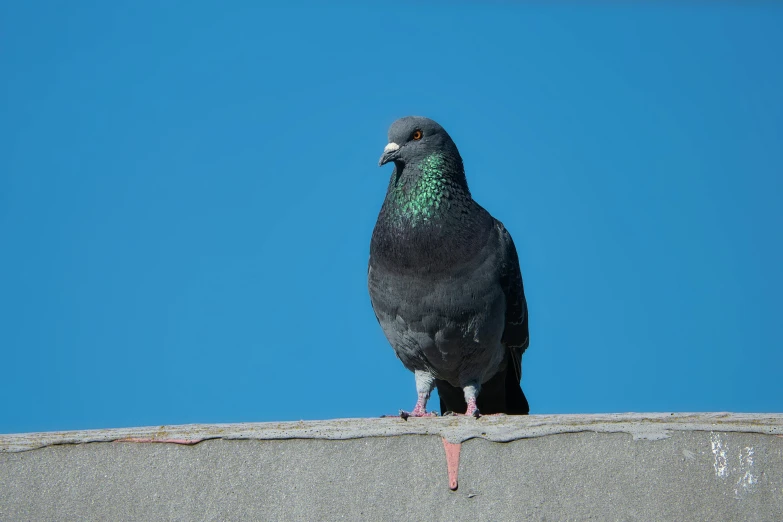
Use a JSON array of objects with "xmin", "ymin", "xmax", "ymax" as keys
[
  {"xmin": 380, "ymin": 410, "xmax": 438, "ymax": 419},
  {"xmin": 397, "ymin": 399, "xmax": 438, "ymax": 420},
  {"xmin": 443, "ymin": 411, "xmax": 505, "ymax": 418},
  {"xmin": 398, "ymin": 409, "xmax": 438, "ymax": 420},
  {"xmin": 441, "ymin": 405, "xmax": 481, "ymax": 418},
  {"xmin": 445, "ymin": 411, "xmax": 481, "ymax": 418}
]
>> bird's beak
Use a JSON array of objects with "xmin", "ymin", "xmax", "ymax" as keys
[{"xmin": 378, "ymin": 142, "xmax": 400, "ymax": 166}]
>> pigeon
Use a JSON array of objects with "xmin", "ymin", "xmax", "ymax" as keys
[{"xmin": 368, "ymin": 116, "xmax": 530, "ymax": 418}]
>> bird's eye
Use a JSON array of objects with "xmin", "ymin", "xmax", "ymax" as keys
[{"xmin": 412, "ymin": 130, "xmax": 423, "ymax": 140}]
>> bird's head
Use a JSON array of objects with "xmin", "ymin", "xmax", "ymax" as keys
[{"xmin": 378, "ymin": 116, "xmax": 461, "ymax": 168}]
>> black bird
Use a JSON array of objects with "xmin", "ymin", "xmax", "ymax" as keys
[{"xmin": 368, "ymin": 116, "xmax": 530, "ymax": 418}]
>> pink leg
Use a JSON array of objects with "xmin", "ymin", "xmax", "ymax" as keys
[
  {"xmin": 399, "ymin": 393, "xmax": 438, "ymax": 419},
  {"xmin": 464, "ymin": 398, "xmax": 480, "ymax": 418},
  {"xmin": 381, "ymin": 371, "xmax": 438, "ymax": 419}
]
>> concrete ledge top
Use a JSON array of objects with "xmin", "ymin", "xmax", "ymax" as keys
[{"xmin": 3, "ymin": 412, "xmax": 782, "ymax": 453}]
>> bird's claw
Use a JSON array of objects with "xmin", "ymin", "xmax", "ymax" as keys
[
  {"xmin": 442, "ymin": 409, "xmax": 481, "ymax": 418},
  {"xmin": 398, "ymin": 409, "xmax": 438, "ymax": 420}
]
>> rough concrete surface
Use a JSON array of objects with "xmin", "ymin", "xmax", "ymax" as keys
[{"xmin": 1, "ymin": 414, "xmax": 782, "ymax": 521}]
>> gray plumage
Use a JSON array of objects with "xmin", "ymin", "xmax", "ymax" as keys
[{"xmin": 368, "ymin": 116, "xmax": 529, "ymax": 417}]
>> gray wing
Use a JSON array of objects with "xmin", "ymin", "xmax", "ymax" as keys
[{"xmin": 495, "ymin": 219, "xmax": 529, "ymax": 382}]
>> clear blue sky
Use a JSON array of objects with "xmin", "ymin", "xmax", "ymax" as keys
[{"xmin": 2, "ymin": 3, "xmax": 782, "ymax": 434}]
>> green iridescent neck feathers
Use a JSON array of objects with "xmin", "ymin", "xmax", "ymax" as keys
[{"xmin": 388, "ymin": 153, "xmax": 452, "ymax": 224}]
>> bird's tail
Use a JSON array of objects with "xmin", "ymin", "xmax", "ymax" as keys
[
  {"xmin": 504, "ymin": 363, "xmax": 529, "ymax": 415},
  {"xmin": 435, "ymin": 352, "xmax": 529, "ymax": 415},
  {"xmin": 505, "ymin": 346, "xmax": 529, "ymax": 415}
]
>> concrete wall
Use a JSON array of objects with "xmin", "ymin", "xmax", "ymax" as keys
[{"xmin": 2, "ymin": 413, "xmax": 782, "ymax": 521}]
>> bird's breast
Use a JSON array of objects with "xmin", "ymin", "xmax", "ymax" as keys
[{"xmin": 368, "ymin": 253, "xmax": 507, "ymax": 381}]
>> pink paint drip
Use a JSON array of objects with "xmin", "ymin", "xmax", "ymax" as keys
[{"xmin": 442, "ymin": 438, "xmax": 461, "ymax": 490}]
